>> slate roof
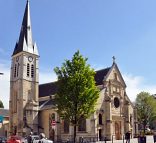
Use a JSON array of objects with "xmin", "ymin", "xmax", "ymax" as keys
[
  {"xmin": 0, "ymin": 108, "xmax": 9, "ymax": 117},
  {"xmin": 94, "ymin": 67, "xmax": 110, "ymax": 85},
  {"xmin": 39, "ymin": 99, "xmax": 56, "ymax": 110},
  {"xmin": 12, "ymin": 1, "xmax": 38, "ymax": 56},
  {"xmin": 39, "ymin": 67, "xmax": 110, "ymax": 98},
  {"xmin": 39, "ymin": 81, "xmax": 58, "ymax": 97},
  {"xmin": 13, "ymin": 1, "xmax": 30, "ymax": 55}
]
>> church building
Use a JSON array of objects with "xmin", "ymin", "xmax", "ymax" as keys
[{"xmin": 9, "ymin": 1, "xmax": 138, "ymax": 141}]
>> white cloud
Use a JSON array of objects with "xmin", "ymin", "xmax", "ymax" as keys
[
  {"xmin": 0, "ymin": 61, "xmax": 57, "ymax": 109},
  {"xmin": 39, "ymin": 71, "xmax": 57, "ymax": 84},
  {"xmin": 1, "ymin": 62, "xmax": 156, "ymax": 109},
  {"xmin": 40, "ymin": 71, "xmax": 156, "ymax": 103},
  {"xmin": 123, "ymin": 74, "xmax": 156, "ymax": 102},
  {"xmin": 0, "ymin": 62, "xmax": 10, "ymax": 109}
]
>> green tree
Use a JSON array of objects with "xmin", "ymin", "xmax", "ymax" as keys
[
  {"xmin": 135, "ymin": 91, "xmax": 156, "ymax": 134},
  {"xmin": 0, "ymin": 100, "xmax": 4, "ymax": 108},
  {"xmin": 54, "ymin": 51, "xmax": 99, "ymax": 143}
]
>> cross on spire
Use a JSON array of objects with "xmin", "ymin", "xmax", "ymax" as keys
[{"xmin": 112, "ymin": 56, "xmax": 116, "ymax": 64}]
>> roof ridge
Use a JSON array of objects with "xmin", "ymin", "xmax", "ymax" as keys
[
  {"xmin": 95, "ymin": 67, "xmax": 111, "ymax": 72},
  {"xmin": 39, "ymin": 81, "xmax": 58, "ymax": 86},
  {"xmin": 39, "ymin": 99, "xmax": 51, "ymax": 109}
]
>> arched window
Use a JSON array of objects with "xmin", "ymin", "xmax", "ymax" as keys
[
  {"xmin": 14, "ymin": 93, "xmax": 17, "ymax": 113},
  {"xmin": 49, "ymin": 113, "xmax": 56, "ymax": 133},
  {"xmin": 31, "ymin": 64, "xmax": 34, "ymax": 78},
  {"xmin": 13, "ymin": 91, "xmax": 17, "ymax": 113},
  {"xmin": 28, "ymin": 90, "xmax": 31, "ymax": 101},
  {"xmin": 17, "ymin": 63, "xmax": 20, "ymax": 77},
  {"xmin": 64, "ymin": 119, "xmax": 69, "ymax": 133},
  {"xmin": 27, "ymin": 63, "xmax": 30, "ymax": 77},
  {"xmin": 130, "ymin": 114, "xmax": 133, "ymax": 126},
  {"xmin": 51, "ymin": 113, "xmax": 55, "ymax": 120},
  {"xmin": 14, "ymin": 64, "xmax": 17, "ymax": 77},
  {"xmin": 78, "ymin": 116, "xmax": 86, "ymax": 131},
  {"xmin": 114, "ymin": 73, "xmax": 117, "ymax": 80},
  {"xmin": 99, "ymin": 114, "xmax": 102, "ymax": 125}
]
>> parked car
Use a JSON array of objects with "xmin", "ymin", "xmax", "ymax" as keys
[
  {"xmin": 39, "ymin": 138, "xmax": 53, "ymax": 143},
  {"xmin": 30, "ymin": 135, "xmax": 53, "ymax": 143},
  {"xmin": 39, "ymin": 133, "xmax": 53, "ymax": 143},
  {"xmin": 31, "ymin": 135, "xmax": 40, "ymax": 143},
  {"xmin": 6, "ymin": 136, "xmax": 26, "ymax": 143},
  {"xmin": 0, "ymin": 137, "xmax": 7, "ymax": 143},
  {"xmin": 139, "ymin": 128, "xmax": 153, "ymax": 135}
]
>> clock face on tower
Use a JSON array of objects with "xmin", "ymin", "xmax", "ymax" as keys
[{"xmin": 28, "ymin": 56, "xmax": 33, "ymax": 62}]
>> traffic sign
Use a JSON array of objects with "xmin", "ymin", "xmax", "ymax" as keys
[{"xmin": 51, "ymin": 120, "xmax": 56, "ymax": 126}]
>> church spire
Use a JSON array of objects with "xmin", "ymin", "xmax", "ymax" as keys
[
  {"xmin": 22, "ymin": 0, "xmax": 32, "ymax": 47},
  {"xmin": 12, "ymin": 0, "xmax": 38, "ymax": 56}
]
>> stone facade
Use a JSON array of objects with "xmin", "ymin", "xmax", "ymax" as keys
[
  {"xmin": 39, "ymin": 63, "xmax": 138, "ymax": 142},
  {"xmin": 9, "ymin": 1, "xmax": 39, "ymax": 136},
  {"xmin": 9, "ymin": 0, "xmax": 138, "ymax": 141}
]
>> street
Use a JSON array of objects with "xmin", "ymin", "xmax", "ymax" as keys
[{"xmin": 97, "ymin": 135, "xmax": 154, "ymax": 143}]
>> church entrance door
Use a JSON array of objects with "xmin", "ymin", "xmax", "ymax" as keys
[
  {"xmin": 49, "ymin": 128, "xmax": 55, "ymax": 141},
  {"xmin": 115, "ymin": 122, "xmax": 120, "ymax": 140},
  {"xmin": 99, "ymin": 129, "xmax": 102, "ymax": 141}
]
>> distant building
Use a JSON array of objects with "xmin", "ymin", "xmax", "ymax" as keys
[
  {"xmin": 9, "ymin": 0, "xmax": 138, "ymax": 141},
  {"xmin": 0, "ymin": 108, "xmax": 9, "ymax": 137}
]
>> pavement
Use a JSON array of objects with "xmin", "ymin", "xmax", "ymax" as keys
[{"xmin": 98, "ymin": 135, "xmax": 154, "ymax": 143}]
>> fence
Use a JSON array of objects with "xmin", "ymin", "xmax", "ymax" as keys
[{"xmin": 54, "ymin": 135, "xmax": 155, "ymax": 143}]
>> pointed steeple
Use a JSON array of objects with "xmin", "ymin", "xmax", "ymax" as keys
[{"xmin": 12, "ymin": 0, "xmax": 38, "ymax": 56}]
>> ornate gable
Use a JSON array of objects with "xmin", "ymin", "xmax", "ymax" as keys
[{"xmin": 104, "ymin": 63, "xmax": 126, "ymax": 88}]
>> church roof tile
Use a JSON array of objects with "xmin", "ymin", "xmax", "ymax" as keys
[{"xmin": 39, "ymin": 67, "xmax": 110, "ymax": 97}]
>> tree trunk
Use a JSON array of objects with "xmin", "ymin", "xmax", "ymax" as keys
[
  {"xmin": 143, "ymin": 121, "xmax": 146, "ymax": 135},
  {"xmin": 73, "ymin": 116, "xmax": 77, "ymax": 143},
  {"xmin": 74, "ymin": 124, "xmax": 76, "ymax": 143},
  {"xmin": 73, "ymin": 101, "xmax": 78, "ymax": 143}
]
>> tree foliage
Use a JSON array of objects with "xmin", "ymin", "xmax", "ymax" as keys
[
  {"xmin": 135, "ymin": 91, "xmax": 156, "ymax": 133},
  {"xmin": 0, "ymin": 100, "xmax": 4, "ymax": 108},
  {"xmin": 54, "ymin": 51, "xmax": 99, "ymax": 142}
]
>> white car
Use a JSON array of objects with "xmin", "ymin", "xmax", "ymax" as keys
[
  {"xmin": 39, "ymin": 138, "xmax": 53, "ymax": 143},
  {"xmin": 30, "ymin": 135, "xmax": 53, "ymax": 143},
  {"xmin": 31, "ymin": 135, "xmax": 40, "ymax": 143}
]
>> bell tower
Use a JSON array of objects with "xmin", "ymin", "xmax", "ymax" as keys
[{"xmin": 9, "ymin": 0, "xmax": 39, "ymax": 136}]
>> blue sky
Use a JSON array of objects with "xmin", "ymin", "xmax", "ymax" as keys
[{"xmin": 1, "ymin": 0, "xmax": 156, "ymax": 108}]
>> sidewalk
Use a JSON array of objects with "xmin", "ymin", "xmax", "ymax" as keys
[{"xmin": 97, "ymin": 135, "xmax": 154, "ymax": 143}]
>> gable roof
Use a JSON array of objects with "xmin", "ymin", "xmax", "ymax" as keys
[
  {"xmin": 39, "ymin": 99, "xmax": 56, "ymax": 110},
  {"xmin": 39, "ymin": 67, "xmax": 111, "ymax": 97},
  {"xmin": 104, "ymin": 63, "xmax": 126, "ymax": 88}
]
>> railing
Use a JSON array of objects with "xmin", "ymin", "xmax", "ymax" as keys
[
  {"xmin": 54, "ymin": 136, "xmax": 109, "ymax": 143},
  {"xmin": 54, "ymin": 134, "xmax": 131, "ymax": 143}
]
